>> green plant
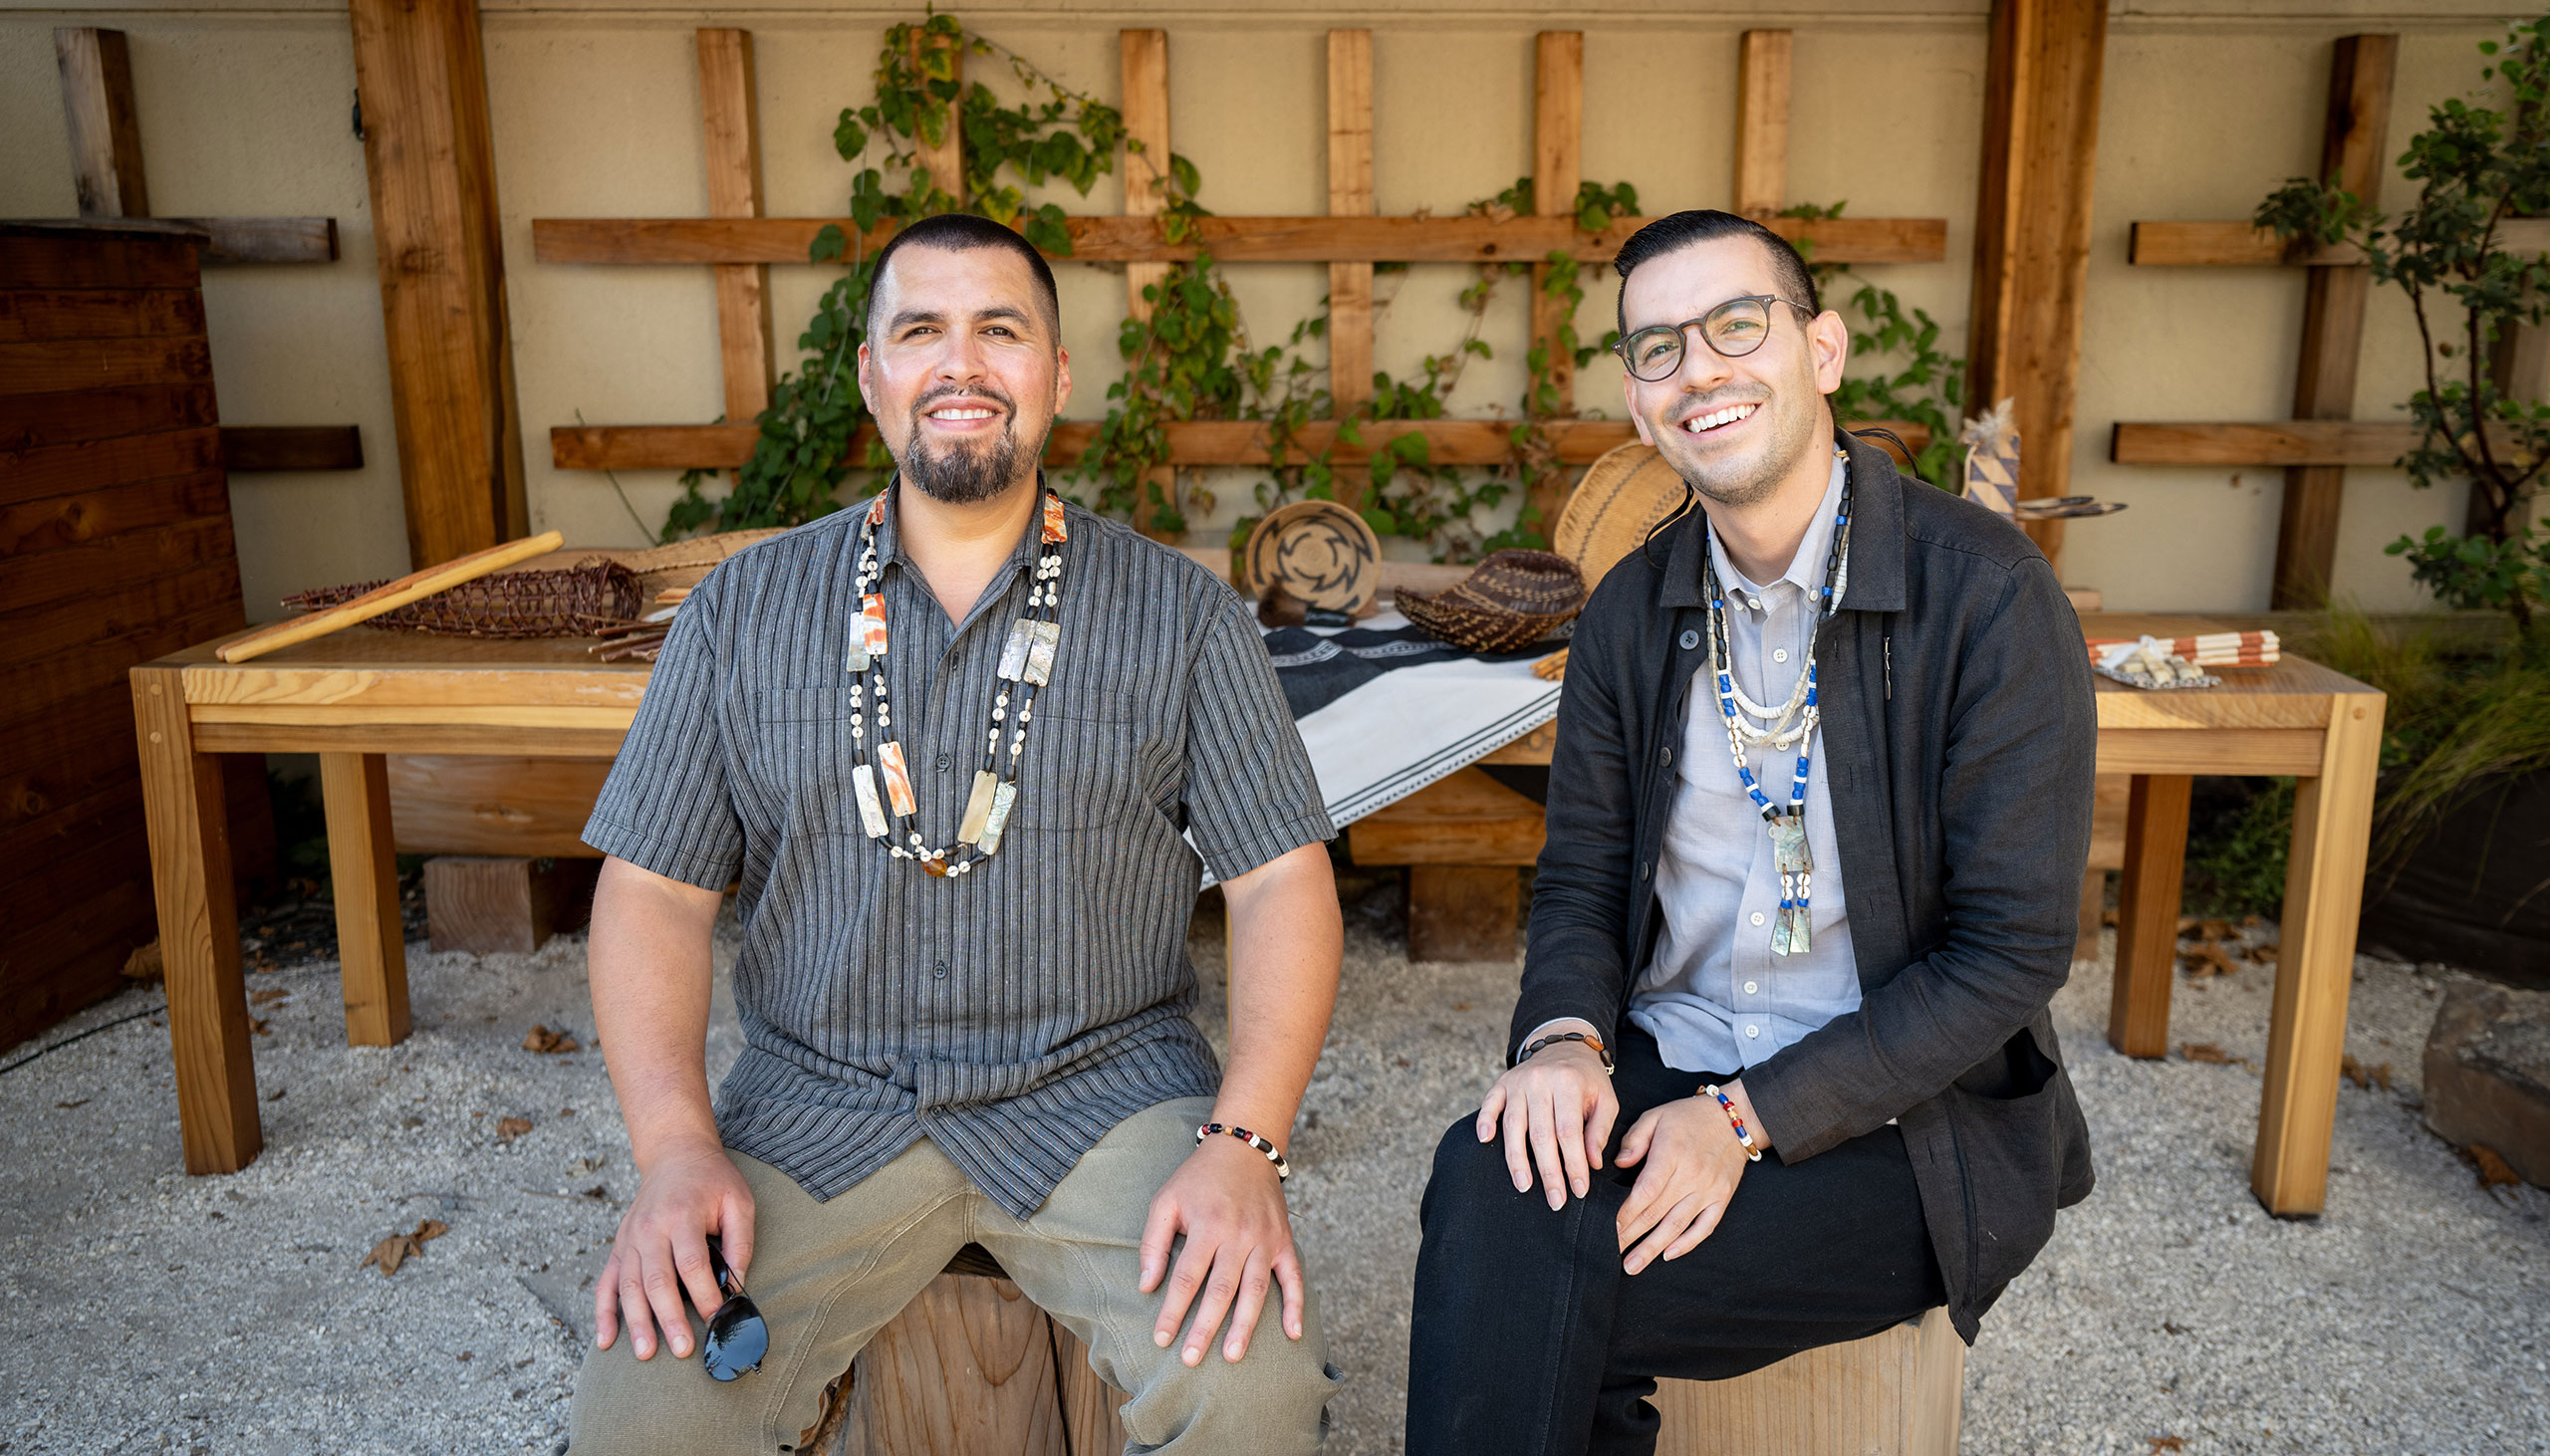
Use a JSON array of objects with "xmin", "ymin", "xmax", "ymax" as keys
[
  {"xmin": 2259, "ymin": 18, "xmax": 2550, "ymax": 632},
  {"xmin": 1783, "ymin": 201, "xmax": 1968, "ymax": 491}
]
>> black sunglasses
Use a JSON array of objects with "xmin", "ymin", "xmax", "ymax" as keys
[{"xmin": 699, "ymin": 1235, "xmax": 769, "ymax": 1381}]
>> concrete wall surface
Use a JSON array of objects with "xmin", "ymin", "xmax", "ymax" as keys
[{"xmin": 1, "ymin": 0, "xmax": 2535, "ymax": 615}]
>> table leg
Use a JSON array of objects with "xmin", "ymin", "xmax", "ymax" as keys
[
  {"xmin": 2252, "ymin": 692, "xmax": 2386, "ymax": 1216},
  {"xmin": 130, "ymin": 667, "xmax": 261, "ymax": 1175},
  {"xmin": 321, "ymin": 752, "xmax": 410, "ymax": 1046},
  {"xmin": 2108, "ymin": 774, "xmax": 2191, "ymax": 1058}
]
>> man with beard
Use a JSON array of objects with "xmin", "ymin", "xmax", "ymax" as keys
[
  {"xmin": 1403, "ymin": 210, "xmax": 2096, "ymax": 1453},
  {"xmin": 567, "ymin": 212, "xmax": 1344, "ymax": 1452}
]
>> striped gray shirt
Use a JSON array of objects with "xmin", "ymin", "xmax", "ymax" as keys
[{"xmin": 583, "ymin": 490, "xmax": 1332, "ymax": 1216}]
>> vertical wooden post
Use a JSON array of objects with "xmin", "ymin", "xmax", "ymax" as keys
[
  {"xmin": 321, "ymin": 753, "xmax": 410, "ymax": 1047},
  {"xmin": 1526, "ymin": 31, "xmax": 1584, "ymax": 538},
  {"xmin": 1327, "ymin": 28, "xmax": 1376, "ymax": 461},
  {"xmin": 350, "ymin": 0, "xmax": 529, "ymax": 568},
  {"xmin": 698, "ymin": 29, "xmax": 773, "ymax": 428},
  {"xmin": 1734, "ymin": 31, "xmax": 1792, "ymax": 219},
  {"xmin": 1120, "ymin": 29, "xmax": 1175, "ymax": 538},
  {"xmin": 1966, "ymin": 0, "xmax": 2109, "ymax": 574},
  {"xmin": 55, "ymin": 28, "xmax": 150, "ymax": 218},
  {"xmin": 2273, "ymin": 35, "xmax": 2398, "ymax": 609},
  {"xmin": 2107, "ymin": 773, "xmax": 2191, "ymax": 1059},
  {"xmin": 2252, "ymin": 693, "xmax": 2385, "ymax": 1216},
  {"xmin": 130, "ymin": 666, "xmax": 261, "ymax": 1175},
  {"xmin": 912, "ymin": 28, "xmax": 965, "ymax": 204}
]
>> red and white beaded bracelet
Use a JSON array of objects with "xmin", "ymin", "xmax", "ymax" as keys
[
  {"xmin": 1195, "ymin": 1122, "xmax": 1291, "ymax": 1180},
  {"xmin": 1702, "ymin": 1085, "xmax": 1763, "ymax": 1163}
]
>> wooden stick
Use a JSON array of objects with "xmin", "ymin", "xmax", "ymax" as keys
[{"xmin": 215, "ymin": 530, "xmax": 563, "ymax": 662}]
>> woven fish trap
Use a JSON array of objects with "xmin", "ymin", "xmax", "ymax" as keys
[
  {"xmin": 283, "ymin": 561, "xmax": 645, "ymax": 637},
  {"xmin": 611, "ymin": 528, "xmax": 790, "ymax": 596},
  {"xmin": 1397, "ymin": 549, "xmax": 1587, "ymax": 654}
]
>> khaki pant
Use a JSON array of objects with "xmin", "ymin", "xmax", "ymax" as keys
[{"xmin": 568, "ymin": 1096, "xmax": 1341, "ymax": 1453}]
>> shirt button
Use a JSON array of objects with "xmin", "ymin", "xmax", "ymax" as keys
[
  {"xmin": 935, "ymin": 753, "xmax": 952, "ymax": 771},
  {"xmin": 1678, "ymin": 628, "xmax": 1701, "ymax": 650},
  {"xmin": 1773, "ymin": 647, "xmax": 1790, "ymax": 663},
  {"xmin": 1745, "ymin": 1025, "xmax": 1761, "ymax": 1039},
  {"xmin": 1750, "ymin": 911, "xmax": 1766, "ymax": 927},
  {"xmin": 931, "ymin": 960, "xmax": 948, "ymax": 979},
  {"xmin": 1659, "ymin": 746, "xmax": 1673, "ymax": 766},
  {"xmin": 1639, "ymin": 861, "xmax": 1652, "ymax": 880},
  {"xmin": 1744, "ymin": 980, "xmax": 1759, "ymax": 995}
]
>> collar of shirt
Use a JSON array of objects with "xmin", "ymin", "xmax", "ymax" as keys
[
  {"xmin": 868, "ymin": 473, "xmax": 1052, "ymax": 633},
  {"xmin": 1705, "ymin": 451, "xmax": 1848, "ymax": 607}
]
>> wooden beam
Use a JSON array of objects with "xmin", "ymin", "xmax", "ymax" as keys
[
  {"xmin": 2276, "ymin": 35, "xmax": 2398, "ymax": 609},
  {"xmin": 913, "ymin": 26, "xmax": 963, "ymax": 203},
  {"xmin": 55, "ymin": 28, "xmax": 149, "ymax": 219},
  {"xmin": 530, "ymin": 212, "xmax": 1946, "ymax": 268},
  {"xmin": 1120, "ymin": 28, "xmax": 1176, "ymax": 538},
  {"xmin": 14, "ymin": 216, "xmax": 339, "ymax": 265},
  {"xmin": 698, "ymin": 29, "xmax": 772, "ymax": 427},
  {"xmin": 2110, "ymin": 420, "xmax": 2414, "ymax": 466},
  {"xmin": 1327, "ymin": 29, "xmax": 1376, "ymax": 438},
  {"xmin": 1734, "ymin": 31, "xmax": 1792, "ymax": 218},
  {"xmin": 220, "ymin": 424, "xmax": 365, "ymax": 472},
  {"xmin": 2131, "ymin": 216, "xmax": 2550, "ymax": 268},
  {"xmin": 1966, "ymin": 0, "xmax": 2110, "ymax": 572},
  {"xmin": 351, "ymin": 0, "xmax": 528, "ymax": 567},
  {"xmin": 1531, "ymin": 31, "xmax": 1583, "ymax": 423},
  {"xmin": 551, "ymin": 415, "xmax": 1934, "ymax": 472}
]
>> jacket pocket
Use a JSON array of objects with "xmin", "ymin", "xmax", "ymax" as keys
[{"xmin": 1944, "ymin": 1026, "xmax": 2067, "ymax": 1300}]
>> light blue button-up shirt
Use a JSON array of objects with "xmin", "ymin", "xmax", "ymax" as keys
[{"xmin": 1627, "ymin": 454, "xmax": 1861, "ymax": 1077}]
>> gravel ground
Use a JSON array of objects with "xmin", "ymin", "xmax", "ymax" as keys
[{"xmin": 2, "ymin": 872, "xmax": 2544, "ymax": 1454}]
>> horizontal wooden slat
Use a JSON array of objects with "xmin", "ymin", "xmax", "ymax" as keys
[
  {"xmin": 0, "ymin": 927, "xmax": 142, "ymax": 1052},
  {"xmin": 552, "ymin": 418, "xmax": 1938, "ymax": 473},
  {"xmin": 386, "ymin": 753, "xmax": 613, "ymax": 856},
  {"xmin": 0, "ymin": 335, "xmax": 211, "ymax": 396},
  {"xmin": 0, "ymin": 561, "xmax": 242, "ymax": 671},
  {"xmin": 180, "ymin": 663, "xmax": 648, "ymax": 711},
  {"xmin": 0, "ymin": 469, "xmax": 229, "ymax": 557},
  {"xmin": 0, "ymin": 679, "xmax": 138, "ymax": 803},
  {"xmin": 0, "ymin": 230, "xmax": 199, "ymax": 289},
  {"xmin": 188, "ymin": 703, "xmax": 637, "ymax": 733},
  {"xmin": 0, "ymin": 597, "xmax": 244, "ymax": 735},
  {"xmin": 190, "ymin": 720, "xmax": 631, "ymax": 757},
  {"xmin": 1, "ymin": 425, "xmax": 222, "ymax": 506},
  {"xmin": 0, "ymin": 288, "xmax": 203, "ymax": 343},
  {"xmin": 0, "ymin": 514, "xmax": 235, "ymax": 616},
  {"xmin": 533, "ymin": 213, "xmax": 1947, "ymax": 267},
  {"xmin": 0, "ymin": 776, "xmax": 142, "ymax": 886},
  {"xmin": 2095, "ymin": 727, "xmax": 2326, "ymax": 776},
  {"xmin": 0, "ymin": 382, "xmax": 218, "ymax": 452},
  {"xmin": 16, "ymin": 216, "xmax": 340, "ymax": 265},
  {"xmin": 2130, "ymin": 216, "xmax": 2550, "ymax": 266},
  {"xmin": 1346, "ymin": 767, "xmax": 1548, "ymax": 864},
  {"xmin": 0, "ymin": 819, "xmax": 149, "ymax": 949},
  {"xmin": 2110, "ymin": 420, "xmax": 2417, "ymax": 466},
  {"xmin": 221, "ymin": 424, "xmax": 364, "ymax": 471}
]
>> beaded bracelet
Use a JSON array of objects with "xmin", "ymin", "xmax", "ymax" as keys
[
  {"xmin": 1196, "ymin": 1122, "xmax": 1291, "ymax": 1180},
  {"xmin": 1517, "ymin": 1030, "xmax": 1615, "ymax": 1075},
  {"xmin": 1702, "ymin": 1085, "xmax": 1763, "ymax": 1162}
]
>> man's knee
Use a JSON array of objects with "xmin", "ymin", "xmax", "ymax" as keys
[
  {"xmin": 568, "ymin": 1332, "xmax": 767, "ymax": 1455},
  {"xmin": 1421, "ymin": 1114, "xmax": 1530, "ymax": 1231},
  {"xmin": 1119, "ymin": 1322, "xmax": 1342, "ymax": 1451}
]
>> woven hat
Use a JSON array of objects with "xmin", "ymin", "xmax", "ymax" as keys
[
  {"xmin": 1553, "ymin": 441, "xmax": 1693, "ymax": 592},
  {"xmin": 1397, "ymin": 550, "xmax": 1587, "ymax": 653},
  {"xmin": 1242, "ymin": 500, "xmax": 1381, "ymax": 614}
]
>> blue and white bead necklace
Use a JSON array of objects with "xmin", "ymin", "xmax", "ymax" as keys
[{"xmin": 1700, "ymin": 445, "xmax": 1853, "ymax": 957}]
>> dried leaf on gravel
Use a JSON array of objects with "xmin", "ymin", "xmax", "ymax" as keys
[
  {"xmin": 2470, "ymin": 1145, "xmax": 2522, "ymax": 1189},
  {"xmin": 122, "ymin": 940, "xmax": 162, "ymax": 982},
  {"xmin": 2149, "ymin": 1439, "xmax": 2186, "ymax": 1454},
  {"xmin": 2179, "ymin": 1042, "xmax": 2257, "ymax": 1070},
  {"xmin": 523, "ymin": 1025, "xmax": 581, "ymax": 1055},
  {"xmin": 56, "ymin": 1098, "xmax": 89, "ymax": 1109},
  {"xmin": 495, "ymin": 1116, "xmax": 534, "ymax": 1142},
  {"xmin": 251, "ymin": 987, "xmax": 290, "ymax": 1005},
  {"xmin": 2341, "ymin": 1056, "xmax": 2395, "ymax": 1092},
  {"xmin": 2179, "ymin": 941, "xmax": 2241, "ymax": 978},
  {"xmin": 249, "ymin": 1018, "xmax": 272, "ymax": 1036},
  {"xmin": 361, "ymin": 1218, "xmax": 449, "ymax": 1276}
]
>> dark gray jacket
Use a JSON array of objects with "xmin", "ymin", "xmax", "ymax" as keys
[{"xmin": 1514, "ymin": 428, "xmax": 2098, "ymax": 1340}]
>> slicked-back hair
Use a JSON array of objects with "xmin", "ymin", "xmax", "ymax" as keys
[
  {"xmin": 866, "ymin": 212, "xmax": 1063, "ymax": 343},
  {"xmin": 1613, "ymin": 209, "xmax": 1821, "ymax": 343}
]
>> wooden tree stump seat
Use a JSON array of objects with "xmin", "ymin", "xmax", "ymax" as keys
[{"xmin": 1654, "ymin": 1306, "xmax": 1965, "ymax": 1456}]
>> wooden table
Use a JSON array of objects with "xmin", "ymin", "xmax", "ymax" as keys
[
  {"xmin": 130, "ymin": 614, "xmax": 2382, "ymax": 1216},
  {"xmin": 1358, "ymin": 613, "xmax": 2385, "ymax": 1217}
]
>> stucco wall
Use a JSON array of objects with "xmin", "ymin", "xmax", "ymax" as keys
[{"xmin": 0, "ymin": 0, "xmax": 2528, "ymax": 616}]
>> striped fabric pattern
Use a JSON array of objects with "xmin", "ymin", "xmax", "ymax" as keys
[{"xmin": 583, "ymin": 490, "xmax": 1333, "ymax": 1216}]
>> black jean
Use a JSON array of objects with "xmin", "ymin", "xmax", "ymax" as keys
[{"xmin": 1404, "ymin": 1027, "xmax": 1945, "ymax": 1456}]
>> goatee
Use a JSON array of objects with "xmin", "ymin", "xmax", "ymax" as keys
[{"xmin": 903, "ymin": 386, "xmax": 1030, "ymax": 506}]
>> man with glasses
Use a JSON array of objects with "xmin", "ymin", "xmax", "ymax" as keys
[{"xmin": 1404, "ymin": 209, "xmax": 2096, "ymax": 1452}]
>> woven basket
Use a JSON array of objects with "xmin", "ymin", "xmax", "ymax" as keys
[
  {"xmin": 1241, "ymin": 500, "xmax": 1380, "ymax": 612},
  {"xmin": 1552, "ymin": 442, "xmax": 1693, "ymax": 592},
  {"xmin": 284, "ymin": 561, "xmax": 644, "ymax": 637},
  {"xmin": 606, "ymin": 527, "xmax": 789, "ymax": 596},
  {"xmin": 1397, "ymin": 550, "xmax": 1587, "ymax": 653}
]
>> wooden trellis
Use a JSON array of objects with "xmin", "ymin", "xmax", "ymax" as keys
[
  {"xmin": 538, "ymin": 26, "xmax": 1950, "ymax": 536},
  {"xmin": 2111, "ymin": 34, "xmax": 2550, "ymax": 607}
]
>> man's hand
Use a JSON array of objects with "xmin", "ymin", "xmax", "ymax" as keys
[
  {"xmin": 1612, "ymin": 1082, "xmax": 1763, "ymax": 1274},
  {"xmin": 1476, "ymin": 1038, "xmax": 1617, "ymax": 1209},
  {"xmin": 1139, "ymin": 1134, "xmax": 1305, "ymax": 1367},
  {"xmin": 594, "ymin": 1136, "xmax": 755, "ymax": 1361}
]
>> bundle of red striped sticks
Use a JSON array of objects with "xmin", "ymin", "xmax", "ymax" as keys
[{"xmin": 2084, "ymin": 629, "xmax": 2278, "ymax": 669}]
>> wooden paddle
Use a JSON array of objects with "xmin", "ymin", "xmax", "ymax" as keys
[{"xmin": 215, "ymin": 531, "xmax": 566, "ymax": 663}]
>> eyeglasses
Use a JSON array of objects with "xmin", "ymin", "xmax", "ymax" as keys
[
  {"xmin": 1616, "ymin": 295, "xmax": 1816, "ymax": 381},
  {"xmin": 700, "ymin": 1235, "xmax": 768, "ymax": 1381}
]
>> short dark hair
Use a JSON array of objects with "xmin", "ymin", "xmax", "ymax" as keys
[
  {"xmin": 866, "ymin": 212, "xmax": 1062, "ymax": 343},
  {"xmin": 1613, "ymin": 209, "xmax": 1820, "ymax": 343}
]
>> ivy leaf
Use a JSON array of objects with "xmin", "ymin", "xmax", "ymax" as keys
[
  {"xmin": 1022, "ymin": 203, "xmax": 1073, "ymax": 257},
  {"xmin": 810, "ymin": 224, "xmax": 847, "ymax": 263},
  {"xmin": 834, "ymin": 111, "xmax": 869, "ymax": 161}
]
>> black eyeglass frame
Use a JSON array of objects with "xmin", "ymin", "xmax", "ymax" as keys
[
  {"xmin": 699, "ymin": 1234, "xmax": 769, "ymax": 1381},
  {"xmin": 1615, "ymin": 294, "xmax": 1819, "ymax": 381}
]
